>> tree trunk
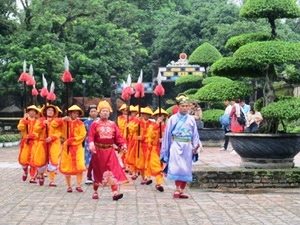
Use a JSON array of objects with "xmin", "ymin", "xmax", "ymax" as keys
[
  {"xmin": 263, "ymin": 64, "xmax": 276, "ymax": 106},
  {"xmin": 268, "ymin": 17, "xmax": 277, "ymax": 38}
]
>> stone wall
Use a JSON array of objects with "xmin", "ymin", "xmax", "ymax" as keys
[{"xmin": 191, "ymin": 168, "xmax": 300, "ymax": 188}]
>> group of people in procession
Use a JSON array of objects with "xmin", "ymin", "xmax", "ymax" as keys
[{"xmin": 17, "ymin": 93, "xmax": 202, "ymax": 200}]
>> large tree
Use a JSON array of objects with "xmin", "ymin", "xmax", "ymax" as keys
[{"xmin": 211, "ymin": 0, "xmax": 300, "ymax": 133}]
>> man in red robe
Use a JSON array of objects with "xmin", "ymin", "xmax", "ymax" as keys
[{"xmin": 89, "ymin": 100, "xmax": 128, "ymax": 200}]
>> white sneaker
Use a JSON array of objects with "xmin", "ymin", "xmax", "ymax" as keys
[
  {"xmin": 219, "ymin": 147, "xmax": 226, "ymax": 151},
  {"xmin": 85, "ymin": 179, "xmax": 93, "ymax": 185},
  {"xmin": 230, "ymin": 150, "xmax": 237, "ymax": 155}
]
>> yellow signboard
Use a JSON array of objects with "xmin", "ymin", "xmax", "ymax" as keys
[
  {"xmin": 193, "ymin": 72, "xmax": 203, "ymax": 76},
  {"xmin": 163, "ymin": 71, "xmax": 174, "ymax": 77},
  {"xmin": 178, "ymin": 72, "xmax": 189, "ymax": 76},
  {"xmin": 170, "ymin": 67, "xmax": 182, "ymax": 72},
  {"xmin": 185, "ymin": 67, "xmax": 195, "ymax": 72}
]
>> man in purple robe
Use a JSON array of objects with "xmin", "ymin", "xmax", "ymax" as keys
[{"xmin": 161, "ymin": 95, "xmax": 201, "ymax": 198}]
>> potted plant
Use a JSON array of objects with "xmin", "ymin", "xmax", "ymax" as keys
[
  {"xmin": 199, "ymin": 109, "xmax": 224, "ymax": 146},
  {"xmin": 211, "ymin": 0, "xmax": 300, "ymax": 168},
  {"xmin": 190, "ymin": 76, "xmax": 250, "ymax": 146}
]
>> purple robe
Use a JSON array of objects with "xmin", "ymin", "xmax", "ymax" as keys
[{"xmin": 161, "ymin": 112, "xmax": 200, "ymax": 182}]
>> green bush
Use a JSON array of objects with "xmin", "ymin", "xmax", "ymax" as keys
[
  {"xmin": 193, "ymin": 80, "xmax": 251, "ymax": 102},
  {"xmin": 202, "ymin": 109, "xmax": 224, "ymax": 128},
  {"xmin": 189, "ymin": 42, "xmax": 222, "ymax": 68},
  {"xmin": 240, "ymin": 0, "xmax": 300, "ymax": 19},
  {"xmin": 0, "ymin": 134, "xmax": 21, "ymax": 143},
  {"xmin": 225, "ymin": 32, "xmax": 271, "ymax": 51},
  {"xmin": 261, "ymin": 97, "xmax": 300, "ymax": 121},
  {"xmin": 202, "ymin": 76, "xmax": 232, "ymax": 86},
  {"xmin": 183, "ymin": 88, "xmax": 198, "ymax": 95}
]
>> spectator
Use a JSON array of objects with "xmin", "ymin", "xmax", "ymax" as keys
[
  {"xmin": 219, "ymin": 100, "xmax": 233, "ymax": 151},
  {"xmin": 245, "ymin": 103, "xmax": 263, "ymax": 133}
]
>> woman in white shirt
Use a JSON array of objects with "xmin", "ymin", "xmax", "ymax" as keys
[{"xmin": 245, "ymin": 103, "xmax": 263, "ymax": 133}]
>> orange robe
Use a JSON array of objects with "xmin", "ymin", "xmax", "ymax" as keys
[
  {"xmin": 140, "ymin": 119, "xmax": 155, "ymax": 177},
  {"xmin": 146, "ymin": 122, "xmax": 166, "ymax": 184},
  {"xmin": 126, "ymin": 116, "xmax": 145, "ymax": 171},
  {"xmin": 31, "ymin": 117, "xmax": 63, "ymax": 167},
  {"xmin": 17, "ymin": 118, "xmax": 39, "ymax": 167},
  {"xmin": 59, "ymin": 119, "xmax": 86, "ymax": 175},
  {"xmin": 117, "ymin": 115, "xmax": 128, "ymax": 139}
]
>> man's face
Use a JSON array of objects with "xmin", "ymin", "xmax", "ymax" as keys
[
  {"xmin": 89, "ymin": 108, "xmax": 98, "ymax": 119},
  {"xmin": 141, "ymin": 113, "xmax": 150, "ymax": 120},
  {"xmin": 70, "ymin": 111, "xmax": 80, "ymax": 120},
  {"xmin": 121, "ymin": 109, "xmax": 128, "ymax": 115},
  {"xmin": 99, "ymin": 108, "xmax": 110, "ymax": 119},
  {"xmin": 28, "ymin": 109, "xmax": 37, "ymax": 118},
  {"xmin": 46, "ymin": 107, "xmax": 55, "ymax": 117},
  {"xmin": 178, "ymin": 103, "xmax": 190, "ymax": 115}
]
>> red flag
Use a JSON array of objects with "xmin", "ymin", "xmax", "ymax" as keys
[
  {"xmin": 46, "ymin": 81, "xmax": 56, "ymax": 101},
  {"xmin": 40, "ymin": 74, "xmax": 48, "ymax": 97},
  {"xmin": 61, "ymin": 56, "xmax": 73, "ymax": 83},
  {"xmin": 31, "ymin": 86, "xmax": 39, "ymax": 96},
  {"xmin": 134, "ymin": 70, "xmax": 144, "ymax": 98},
  {"xmin": 18, "ymin": 61, "xmax": 29, "ymax": 82},
  {"xmin": 153, "ymin": 84, "xmax": 165, "ymax": 96}
]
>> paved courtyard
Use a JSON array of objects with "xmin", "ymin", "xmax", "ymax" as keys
[{"xmin": 0, "ymin": 146, "xmax": 299, "ymax": 225}]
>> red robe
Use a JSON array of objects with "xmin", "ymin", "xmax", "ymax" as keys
[{"xmin": 88, "ymin": 119, "xmax": 128, "ymax": 185}]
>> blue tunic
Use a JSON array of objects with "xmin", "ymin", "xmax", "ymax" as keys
[
  {"xmin": 83, "ymin": 118, "xmax": 98, "ymax": 165},
  {"xmin": 161, "ymin": 113, "xmax": 200, "ymax": 182}
]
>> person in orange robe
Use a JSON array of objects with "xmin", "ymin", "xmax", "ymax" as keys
[
  {"xmin": 125, "ymin": 105, "xmax": 144, "ymax": 180},
  {"xmin": 89, "ymin": 100, "xmax": 127, "ymax": 200},
  {"xmin": 139, "ymin": 107, "xmax": 155, "ymax": 185},
  {"xmin": 116, "ymin": 103, "xmax": 129, "ymax": 169},
  {"xmin": 59, "ymin": 105, "xmax": 86, "ymax": 193},
  {"xmin": 17, "ymin": 105, "xmax": 40, "ymax": 183},
  {"xmin": 146, "ymin": 108, "xmax": 169, "ymax": 192},
  {"xmin": 32, "ymin": 104, "xmax": 63, "ymax": 186},
  {"xmin": 117, "ymin": 103, "xmax": 129, "ymax": 139}
]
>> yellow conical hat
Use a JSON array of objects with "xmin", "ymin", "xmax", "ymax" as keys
[
  {"xmin": 141, "ymin": 107, "xmax": 153, "ymax": 115},
  {"xmin": 68, "ymin": 105, "xmax": 84, "ymax": 116},
  {"xmin": 119, "ymin": 103, "xmax": 127, "ymax": 111},
  {"xmin": 26, "ymin": 105, "xmax": 41, "ymax": 113},
  {"xmin": 41, "ymin": 104, "xmax": 59, "ymax": 117},
  {"xmin": 152, "ymin": 108, "xmax": 169, "ymax": 116},
  {"xmin": 56, "ymin": 106, "xmax": 62, "ymax": 114},
  {"xmin": 129, "ymin": 105, "xmax": 138, "ymax": 112},
  {"xmin": 97, "ymin": 100, "xmax": 113, "ymax": 112}
]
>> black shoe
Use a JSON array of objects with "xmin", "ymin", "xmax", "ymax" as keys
[
  {"xmin": 113, "ymin": 193, "xmax": 123, "ymax": 201},
  {"xmin": 155, "ymin": 185, "xmax": 164, "ymax": 192},
  {"xmin": 145, "ymin": 180, "xmax": 153, "ymax": 185}
]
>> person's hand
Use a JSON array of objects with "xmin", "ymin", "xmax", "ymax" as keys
[
  {"xmin": 119, "ymin": 145, "xmax": 127, "ymax": 154},
  {"xmin": 45, "ymin": 137, "xmax": 52, "ymax": 143},
  {"xmin": 89, "ymin": 142, "xmax": 96, "ymax": 154},
  {"xmin": 63, "ymin": 116, "xmax": 71, "ymax": 121},
  {"xmin": 24, "ymin": 113, "xmax": 29, "ymax": 119}
]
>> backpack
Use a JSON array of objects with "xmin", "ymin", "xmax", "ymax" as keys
[{"xmin": 237, "ymin": 108, "xmax": 246, "ymax": 126}]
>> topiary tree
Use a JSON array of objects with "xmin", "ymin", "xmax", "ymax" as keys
[
  {"xmin": 225, "ymin": 32, "xmax": 271, "ymax": 52},
  {"xmin": 174, "ymin": 75, "xmax": 202, "ymax": 94},
  {"xmin": 240, "ymin": 0, "xmax": 300, "ymax": 38},
  {"xmin": 211, "ymin": 0, "xmax": 300, "ymax": 133},
  {"xmin": 192, "ymin": 77, "xmax": 251, "ymax": 103},
  {"xmin": 189, "ymin": 42, "xmax": 222, "ymax": 74},
  {"xmin": 202, "ymin": 109, "xmax": 224, "ymax": 128}
]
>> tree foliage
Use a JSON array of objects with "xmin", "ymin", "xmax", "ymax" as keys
[
  {"xmin": 240, "ymin": 0, "xmax": 300, "ymax": 19},
  {"xmin": 189, "ymin": 42, "xmax": 222, "ymax": 71},
  {"xmin": 225, "ymin": 32, "xmax": 271, "ymax": 51},
  {"xmin": 193, "ymin": 80, "xmax": 250, "ymax": 102}
]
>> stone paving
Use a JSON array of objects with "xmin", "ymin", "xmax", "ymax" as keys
[{"xmin": 0, "ymin": 147, "xmax": 300, "ymax": 225}]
